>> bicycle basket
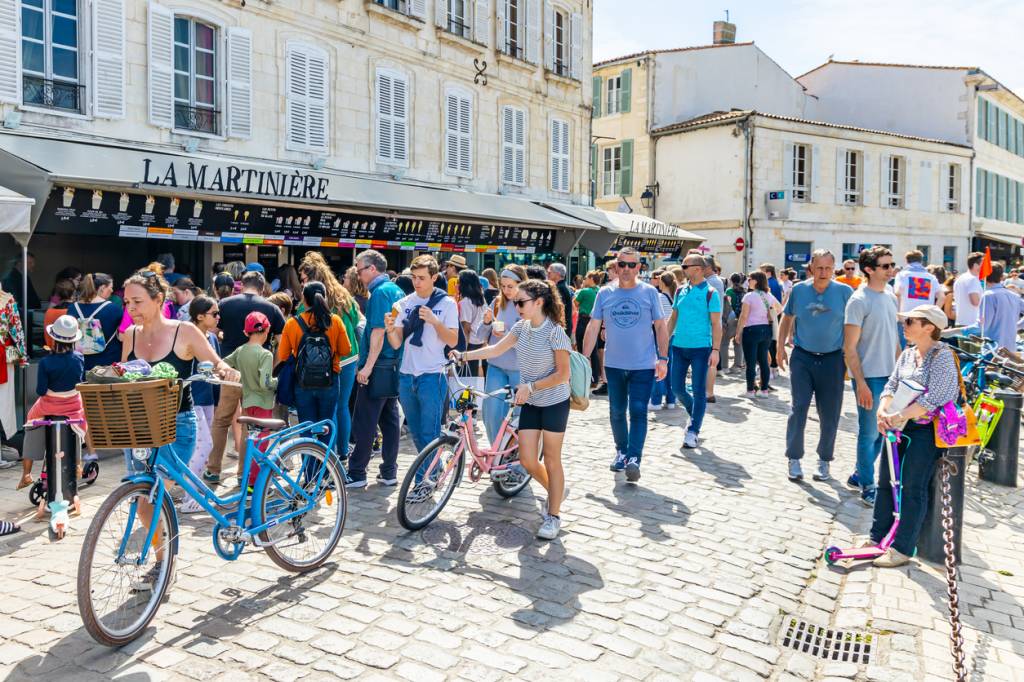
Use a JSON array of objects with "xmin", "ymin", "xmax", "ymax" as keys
[
  {"xmin": 77, "ymin": 379, "xmax": 180, "ymax": 448},
  {"xmin": 959, "ymin": 337, "xmax": 984, "ymax": 355}
]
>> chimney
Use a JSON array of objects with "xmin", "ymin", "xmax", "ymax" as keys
[{"xmin": 713, "ymin": 20, "xmax": 736, "ymax": 45}]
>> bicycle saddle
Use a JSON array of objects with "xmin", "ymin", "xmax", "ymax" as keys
[
  {"xmin": 986, "ymin": 372, "xmax": 1014, "ymax": 387},
  {"xmin": 238, "ymin": 416, "xmax": 287, "ymax": 431}
]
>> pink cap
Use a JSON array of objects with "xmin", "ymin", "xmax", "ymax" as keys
[{"xmin": 244, "ymin": 311, "xmax": 270, "ymax": 334}]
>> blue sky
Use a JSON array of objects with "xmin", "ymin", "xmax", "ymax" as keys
[{"xmin": 593, "ymin": 0, "xmax": 1024, "ymax": 94}]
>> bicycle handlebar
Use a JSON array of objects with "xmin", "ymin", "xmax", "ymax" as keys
[
  {"xmin": 445, "ymin": 359, "xmax": 514, "ymax": 402},
  {"xmin": 182, "ymin": 371, "xmax": 243, "ymax": 389}
]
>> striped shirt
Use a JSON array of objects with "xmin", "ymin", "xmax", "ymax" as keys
[{"xmin": 511, "ymin": 318, "xmax": 572, "ymax": 407}]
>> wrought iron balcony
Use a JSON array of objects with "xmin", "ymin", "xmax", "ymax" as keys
[
  {"xmin": 502, "ymin": 42, "xmax": 524, "ymax": 60},
  {"xmin": 551, "ymin": 59, "xmax": 570, "ymax": 78},
  {"xmin": 22, "ymin": 75, "xmax": 85, "ymax": 114},
  {"xmin": 174, "ymin": 103, "xmax": 219, "ymax": 135},
  {"xmin": 445, "ymin": 17, "xmax": 471, "ymax": 38}
]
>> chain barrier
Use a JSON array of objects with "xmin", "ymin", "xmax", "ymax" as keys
[{"xmin": 939, "ymin": 455, "xmax": 967, "ymax": 682}]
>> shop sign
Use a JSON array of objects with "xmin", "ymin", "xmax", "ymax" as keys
[{"xmin": 141, "ymin": 158, "xmax": 330, "ymax": 201}]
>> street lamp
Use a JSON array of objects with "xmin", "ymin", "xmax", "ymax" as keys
[{"xmin": 640, "ymin": 182, "xmax": 660, "ymax": 210}]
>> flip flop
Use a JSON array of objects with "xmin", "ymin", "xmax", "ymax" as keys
[
  {"xmin": 0, "ymin": 520, "xmax": 20, "ymax": 536},
  {"xmin": 16, "ymin": 477, "xmax": 33, "ymax": 490}
]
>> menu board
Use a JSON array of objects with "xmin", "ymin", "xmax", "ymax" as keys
[
  {"xmin": 37, "ymin": 187, "xmax": 558, "ymax": 254},
  {"xmin": 609, "ymin": 235, "xmax": 687, "ymax": 255}
]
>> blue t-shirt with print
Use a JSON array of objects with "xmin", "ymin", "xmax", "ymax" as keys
[
  {"xmin": 360, "ymin": 274, "xmax": 404, "ymax": 368},
  {"xmin": 591, "ymin": 282, "xmax": 667, "ymax": 370},
  {"xmin": 672, "ymin": 281, "xmax": 722, "ymax": 349},
  {"xmin": 782, "ymin": 279, "xmax": 853, "ymax": 353}
]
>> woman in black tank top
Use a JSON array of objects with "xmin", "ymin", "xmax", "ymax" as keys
[{"xmin": 128, "ymin": 324, "xmax": 197, "ymax": 411}]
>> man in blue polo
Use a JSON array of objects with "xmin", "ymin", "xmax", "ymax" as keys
[
  {"xmin": 777, "ymin": 249, "xmax": 853, "ymax": 483},
  {"xmin": 667, "ymin": 253, "xmax": 722, "ymax": 449}
]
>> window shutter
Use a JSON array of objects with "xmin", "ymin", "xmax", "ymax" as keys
[
  {"xmin": 977, "ymin": 99, "xmax": 986, "ymax": 139},
  {"xmin": 591, "ymin": 76, "xmax": 602, "ymax": 117},
  {"xmin": 987, "ymin": 103, "xmax": 996, "ymax": 144},
  {"xmin": 551, "ymin": 119, "xmax": 569, "ymax": 192},
  {"xmin": 393, "ymin": 75, "xmax": 408, "ymax": 163},
  {"xmin": 525, "ymin": 0, "xmax": 539, "ymax": 64},
  {"xmin": 307, "ymin": 48, "xmax": 329, "ymax": 151},
  {"xmin": 620, "ymin": 67, "xmax": 631, "ymax": 114},
  {"xmin": 810, "ymin": 145, "xmax": 820, "ymax": 201},
  {"xmin": 502, "ymin": 105, "xmax": 514, "ymax": 183},
  {"xmin": 783, "ymin": 142, "xmax": 794, "ymax": 191},
  {"xmin": 960, "ymin": 163, "xmax": 970, "ymax": 215},
  {"xmin": 495, "ymin": 0, "xmax": 505, "ymax": 51},
  {"xmin": 445, "ymin": 92, "xmax": 459, "ymax": 173},
  {"xmin": 569, "ymin": 12, "xmax": 581, "ymax": 80},
  {"xmin": 378, "ymin": 71, "xmax": 394, "ymax": 162},
  {"xmin": 147, "ymin": 2, "xmax": 174, "ymax": 128},
  {"xmin": 92, "ymin": 0, "xmax": 126, "ymax": 118},
  {"xmin": 834, "ymin": 148, "xmax": 845, "ymax": 204},
  {"xmin": 901, "ymin": 157, "xmax": 911, "ymax": 207},
  {"xmin": 286, "ymin": 47, "xmax": 309, "ymax": 151},
  {"xmin": 459, "ymin": 95, "xmax": 471, "ymax": 174},
  {"xmin": 917, "ymin": 160, "xmax": 932, "ymax": 212},
  {"xmin": 619, "ymin": 139, "xmax": 633, "ymax": 196},
  {"xmin": 435, "ymin": 0, "xmax": 447, "ymax": 28},
  {"xmin": 590, "ymin": 142, "xmax": 597, "ymax": 193},
  {"xmin": 226, "ymin": 27, "xmax": 253, "ymax": 139},
  {"xmin": 937, "ymin": 162, "xmax": 948, "ymax": 211},
  {"xmin": 408, "ymin": 0, "xmax": 427, "ymax": 19},
  {"xmin": 474, "ymin": 0, "xmax": 490, "ymax": 46},
  {"xmin": 879, "ymin": 153, "xmax": 890, "ymax": 206},
  {"xmin": 542, "ymin": 0, "xmax": 553, "ymax": 70},
  {"xmin": 861, "ymin": 151, "xmax": 872, "ymax": 207},
  {"xmin": 444, "ymin": 90, "xmax": 472, "ymax": 177},
  {"xmin": 0, "ymin": 0, "xmax": 21, "ymax": 104},
  {"xmin": 514, "ymin": 107, "xmax": 525, "ymax": 184}
]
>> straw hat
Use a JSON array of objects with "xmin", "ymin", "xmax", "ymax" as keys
[{"xmin": 47, "ymin": 314, "xmax": 82, "ymax": 344}]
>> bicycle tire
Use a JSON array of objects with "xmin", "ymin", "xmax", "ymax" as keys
[
  {"xmin": 77, "ymin": 482, "xmax": 177, "ymax": 647},
  {"xmin": 397, "ymin": 437, "xmax": 463, "ymax": 531},
  {"xmin": 492, "ymin": 451, "xmax": 539, "ymax": 499},
  {"xmin": 255, "ymin": 441, "xmax": 347, "ymax": 573}
]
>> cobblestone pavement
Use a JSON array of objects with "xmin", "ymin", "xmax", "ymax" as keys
[{"xmin": 1, "ymin": 370, "xmax": 1022, "ymax": 681}]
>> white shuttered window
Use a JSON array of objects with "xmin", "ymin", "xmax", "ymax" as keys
[
  {"xmin": 376, "ymin": 68, "xmax": 409, "ymax": 165},
  {"xmin": 502, "ymin": 104, "xmax": 526, "ymax": 185},
  {"xmin": 92, "ymin": 0, "xmax": 126, "ymax": 118},
  {"xmin": 444, "ymin": 88, "xmax": 472, "ymax": 177},
  {"xmin": 286, "ymin": 43, "xmax": 329, "ymax": 152},
  {"xmin": 550, "ymin": 118, "xmax": 569, "ymax": 193},
  {"xmin": 225, "ymin": 27, "xmax": 252, "ymax": 139}
]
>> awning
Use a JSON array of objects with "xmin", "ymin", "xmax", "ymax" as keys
[
  {"xmin": 0, "ymin": 132, "xmax": 597, "ymax": 254},
  {"xmin": 541, "ymin": 203, "xmax": 705, "ymax": 255},
  {"xmin": 975, "ymin": 231, "xmax": 1022, "ymax": 249},
  {"xmin": 0, "ymin": 184, "xmax": 34, "ymax": 247}
]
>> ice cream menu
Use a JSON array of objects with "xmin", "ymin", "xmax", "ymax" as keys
[
  {"xmin": 37, "ymin": 187, "xmax": 557, "ymax": 253},
  {"xmin": 609, "ymin": 235, "xmax": 686, "ymax": 256}
]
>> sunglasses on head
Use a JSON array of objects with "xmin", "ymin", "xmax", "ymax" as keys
[
  {"xmin": 514, "ymin": 297, "xmax": 536, "ymax": 308},
  {"xmin": 139, "ymin": 270, "xmax": 158, "ymax": 278},
  {"xmin": 616, "ymin": 261, "xmax": 639, "ymax": 269}
]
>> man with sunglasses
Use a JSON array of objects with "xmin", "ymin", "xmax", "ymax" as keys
[
  {"xmin": 843, "ymin": 246, "xmax": 900, "ymax": 506},
  {"xmin": 583, "ymin": 248, "xmax": 669, "ymax": 482},
  {"xmin": 835, "ymin": 260, "xmax": 862, "ymax": 290}
]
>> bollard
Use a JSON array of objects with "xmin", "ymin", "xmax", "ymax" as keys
[
  {"xmin": 918, "ymin": 447, "xmax": 966, "ymax": 565},
  {"xmin": 980, "ymin": 389, "xmax": 1022, "ymax": 487}
]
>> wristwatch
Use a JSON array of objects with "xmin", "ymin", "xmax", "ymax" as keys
[{"xmin": 657, "ymin": 356, "xmax": 669, "ymax": 362}]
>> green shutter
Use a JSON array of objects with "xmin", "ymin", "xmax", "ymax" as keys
[
  {"xmin": 978, "ymin": 99, "xmax": 986, "ymax": 139},
  {"xmin": 592, "ymin": 76, "xmax": 602, "ymax": 118},
  {"xmin": 988, "ymin": 102, "xmax": 997, "ymax": 144},
  {"xmin": 590, "ymin": 143, "xmax": 598, "ymax": 191},
  {"xmin": 620, "ymin": 68, "xmax": 632, "ymax": 114},
  {"xmin": 619, "ymin": 139, "xmax": 633, "ymax": 196},
  {"xmin": 976, "ymin": 168, "xmax": 986, "ymax": 217}
]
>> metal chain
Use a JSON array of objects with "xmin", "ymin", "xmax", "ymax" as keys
[{"xmin": 939, "ymin": 456, "xmax": 967, "ymax": 682}]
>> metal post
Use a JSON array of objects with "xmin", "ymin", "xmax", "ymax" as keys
[
  {"xmin": 918, "ymin": 448, "xmax": 966, "ymax": 565},
  {"xmin": 980, "ymin": 389, "xmax": 1021, "ymax": 486},
  {"xmin": 21, "ymin": 243, "xmax": 28, "ymax": 329}
]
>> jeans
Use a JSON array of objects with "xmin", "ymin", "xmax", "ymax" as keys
[
  {"xmin": 721, "ymin": 316, "xmax": 742, "ymax": 370},
  {"xmin": 785, "ymin": 347, "xmax": 845, "ymax": 461},
  {"xmin": 398, "ymin": 372, "xmax": 448, "ymax": 454},
  {"xmin": 650, "ymin": 353, "xmax": 676, "ymax": 406},
  {"xmin": 124, "ymin": 409, "xmax": 198, "ymax": 476},
  {"xmin": 741, "ymin": 324, "xmax": 772, "ymax": 391},
  {"xmin": 870, "ymin": 421, "xmax": 940, "ymax": 556},
  {"xmin": 605, "ymin": 367, "xmax": 655, "ymax": 462},
  {"xmin": 852, "ymin": 377, "xmax": 888, "ymax": 491},
  {"xmin": 347, "ymin": 384, "xmax": 401, "ymax": 482},
  {"xmin": 295, "ymin": 373, "xmax": 340, "ymax": 448},
  {"xmin": 670, "ymin": 346, "xmax": 711, "ymax": 434},
  {"xmin": 483, "ymin": 364, "xmax": 520, "ymax": 445},
  {"xmin": 334, "ymin": 362, "xmax": 358, "ymax": 458}
]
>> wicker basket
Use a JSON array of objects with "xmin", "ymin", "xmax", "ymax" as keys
[{"xmin": 77, "ymin": 379, "xmax": 180, "ymax": 448}]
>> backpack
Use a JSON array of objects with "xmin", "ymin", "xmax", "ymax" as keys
[
  {"xmin": 568, "ymin": 350, "xmax": 593, "ymax": 411},
  {"xmin": 73, "ymin": 301, "xmax": 110, "ymax": 355},
  {"xmin": 294, "ymin": 315, "xmax": 334, "ymax": 389}
]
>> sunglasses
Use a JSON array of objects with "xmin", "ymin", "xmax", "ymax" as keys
[
  {"xmin": 514, "ymin": 297, "xmax": 536, "ymax": 308},
  {"xmin": 616, "ymin": 261, "xmax": 639, "ymax": 269},
  {"xmin": 844, "ymin": 267, "xmax": 855, "ymax": 271},
  {"xmin": 139, "ymin": 270, "xmax": 158, "ymax": 278},
  {"xmin": 683, "ymin": 263, "xmax": 703, "ymax": 269},
  {"xmin": 208, "ymin": 311, "xmax": 221, "ymax": 317},
  {"xmin": 876, "ymin": 263, "xmax": 895, "ymax": 270}
]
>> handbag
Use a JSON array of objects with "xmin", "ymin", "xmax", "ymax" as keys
[
  {"xmin": 933, "ymin": 351, "xmax": 981, "ymax": 448},
  {"xmin": 275, "ymin": 356, "xmax": 297, "ymax": 408},
  {"xmin": 757, "ymin": 291, "xmax": 780, "ymax": 339},
  {"xmin": 367, "ymin": 356, "xmax": 400, "ymax": 399}
]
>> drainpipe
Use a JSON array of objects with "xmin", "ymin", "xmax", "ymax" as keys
[
  {"xmin": 742, "ymin": 116, "xmax": 754, "ymax": 271},
  {"xmin": 968, "ymin": 150, "xmax": 976, "ymax": 255},
  {"xmin": 647, "ymin": 55, "xmax": 656, "ymax": 220}
]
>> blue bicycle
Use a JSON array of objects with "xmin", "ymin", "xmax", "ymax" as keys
[{"xmin": 76, "ymin": 370, "xmax": 347, "ymax": 647}]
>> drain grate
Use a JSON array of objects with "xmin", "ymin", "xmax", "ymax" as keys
[
  {"xmin": 780, "ymin": 617, "xmax": 873, "ymax": 664},
  {"xmin": 422, "ymin": 519, "xmax": 534, "ymax": 556}
]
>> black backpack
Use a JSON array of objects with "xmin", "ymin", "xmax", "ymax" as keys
[{"xmin": 294, "ymin": 315, "xmax": 333, "ymax": 389}]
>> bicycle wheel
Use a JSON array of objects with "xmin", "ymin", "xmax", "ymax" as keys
[
  {"xmin": 397, "ymin": 437, "xmax": 463, "ymax": 531},
  {"xmin": 492, "ymin": 451, "xmax": 539, "ymax": 499},
  {"xmin": 77, "ymin": 482, "xmax": 177, "ymax": 647},
  {"xmin": 255, "ymin": 441, "xmax": 347, "ymax": 573}
]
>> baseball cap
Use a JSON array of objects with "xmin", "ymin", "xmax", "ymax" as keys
[
  {"xmin": 244, "ymin": 311, "xmax": 270, "ymax": 334},
  {"xmin": 244, "ymin": 262, "xmax": 265, "ymax": 274},
  {"xmin": 897, "ymin": 304, "xmax": 947, "ymax": 330},
  {"xmin": 214, "ymin": 272, "xmax": 234, "ymax": 289}
]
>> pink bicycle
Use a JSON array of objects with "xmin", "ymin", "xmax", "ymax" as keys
[{"xmin": 397, "ymin": 361, "xmax": 529, "ymax": 531}]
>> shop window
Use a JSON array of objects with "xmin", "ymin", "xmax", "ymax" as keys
[
  {"xmin": 20, "ymin": 0, "xmax": 84, "ymax": 113},
  {"xmin": 884, "ymin": 155, "xmax": 905, "ymax": 208},
  {"xmin": 501, "ymin": 104, "xmax": 526, "ymax": 185},
  {"xmin": 285, "ymin": 43, "xmax": 329, "ymax": 153},
  {"xmin": 550, "ymin": 118, "xmax": 570, "ymax": 193},
  {"xmin": 945, "ymin": 163, "xmax": 961, "ymax": 212},
  {"xmin": 792, "ymin": 143, "xmax": 810, "ymax": 202},
  {"xmin": 376, "ymin": 68, "xmax": 409, "ymax": 166},
  {"xmin": 444, "ymin": 88, "xmax": 473, "ymax": 177},
  {"xmin": 173, "ymin": 17, "xmax": 218, "ymax": 134}
]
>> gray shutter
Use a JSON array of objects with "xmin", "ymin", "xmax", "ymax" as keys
[
  {"xmin": 0, "ymin": 0, "xmax": 20, "ymax": 104},
  {"xmin": 307, "ymin": 48, "xmax": 329, "ymax": 151},
  {"xmin": 810, "ymin": 145, "xmax": 821, "ymax": 202},
  {"xmin": 147, "ymin": 2, "xmax": 174, "ymax": 128},
  {"xmin": 495, "ymin": 0, "xmax": 505, "ymax": 52},
  {"xmin": 592, "ymin": 76, "xmax": 602, "ymax": 117},
  {"xmin": 619, "ymin": 67, "xmax": 631, "ymax": 113},
  {"xmin": 959, "ymin": 162, "xmax": 970, "ymax": 214},
  {"xmin": 474, "ymin": 0, "xmax": 490, "ymax": 46},
  {"xmin": 393, "ymin": 74, "xmax": 409, "ymax": 163},
  {"xmin": 514, "ymin": 107, "xmax": 525, "ymax": 184},
  {"xmin": 445, "ymin": 91, "xmax": 459, "ymax": 173},
  {"xmin": 226, "ymin": 27, "xmax": 253, "ymax": 139},
  {"xmin": 286, "ymin": 46, "xmax": 308, "ymax": 150},
  {"xmin": 918, "ymin": 160, "xmax": 932, "ymax": 212},
  {"xmin": 620, "ymin": 139, "xmax": 633, "ymax": 196},
  {"xmin": 435, "ymin": 0, "xmax": 447, "ymax": 28},
  {"xmin": 834, "ymin": 148, "xmax": 845, "ymax": 204},
  {"xmin": 569, "ymin": 11, "xmax": 581, "ymax": 79},
  {"xmin": 502, "ymin": 105, "xmax": 514, "ymax": 183},
  {"xmin": 92, "ymin": 0, "xmax": 126, "ymax": 118},
  {"xmin": 878, "ymin": 153, "xmax": 890, "ymax": 206},
  {"xmin": 937, "ymin": 161, "xmax": 948, "ymax": 211},
  {"xmin": 525, "ymin": 0, "xmax": 539, "ymax": 63},
  {"xmin": 408, "ymin": 0, "xmax": 427, "ymax": 19},
  {"xmin": 542, "ymin": 0, "xmax": 553, "ymax": 70},
  {"xmin": 862, "ymin": 151, "xmax": 873, "ymax": 207},
  {"xmin": 783, "ymin": 142, "xmax": 794, "ymax": 192}
]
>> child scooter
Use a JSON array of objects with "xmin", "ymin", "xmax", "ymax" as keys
[
  {"xmin": 24, "ymin": 416, "xmax": 84, "ymax": 540},
  {"xmin": 824, "ymin": 430, "xmax": 901, "ymax": 565}
]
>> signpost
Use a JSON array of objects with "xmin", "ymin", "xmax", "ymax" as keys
[{"xmin": 734, "ymin": 237, "xmax": 745, "ymax": 251}]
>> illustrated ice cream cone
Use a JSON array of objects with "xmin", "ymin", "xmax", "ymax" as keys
[
  {"xmin": 144, "ymin": 195, "xmax": 155, "ymax": 214},
  {"xmin": 169, "ymin": 197, "xmax": 180, "ymax": 216},
  {"xmin": 193, "ymin": 200, "xmax": 203, "ymax": 218},
  {"xmin": 62, "ymin": 187, "xmax": 75, "ymax": 208},
  {"xmin": 91, "ymin": 190, "xmax": 103, "ymax": 210}
]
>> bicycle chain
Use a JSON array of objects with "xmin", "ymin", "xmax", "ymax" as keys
[{"xmin": 939, "ymin": 456, "xmax": 967, "ymax": 682}]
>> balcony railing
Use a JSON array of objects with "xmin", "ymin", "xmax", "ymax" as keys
[
  {"xmin": 174, "ymin": 103, "xmax": 219, "ymax": 135},
  {"xmin": 551, "ymin": 59, "xmax": 570, "ymax": 78},
  {"xmin": 23, "ymin": 75, "xmax": 85, "ymax": 113},
  {"xmin": 502, "ymin": 42, "xmax": 524, "ymax": 60},
  {"xmin": 445, "ymin": 17, "xmax": 471, "ymax": 38}
]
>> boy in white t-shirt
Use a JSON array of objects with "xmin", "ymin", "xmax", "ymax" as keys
[
  {"xmin": 893, "ymin": 250, "xmax": 944, "ymax": 314},
  {"xmin": 953, "ymin": 252, "xmax": 986, "ymax": 326}
]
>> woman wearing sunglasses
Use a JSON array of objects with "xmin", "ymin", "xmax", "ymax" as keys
[
  {"xmin": 452, "ymin": 280, "xmax": 572, "ymax": 541},
  {"xmin": 181, "ymin": 295, "xmax": 222, "ymax": 513}
]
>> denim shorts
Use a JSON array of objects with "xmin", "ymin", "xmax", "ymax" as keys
[{"xmin": 123, "ymin": 409, "xmax": 198, "ymax": 476}]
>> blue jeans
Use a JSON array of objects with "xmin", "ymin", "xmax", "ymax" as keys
[
  {"xmin": 398, "ymin": 372, "xmax": 447, "ymax": 454},
  {"xmin": 650, "ymin": 354, "xmax": 676, "ymax": 406},
  {"xmin": 334, "ymin": 362, "xmax": 358, "ymax": 458},
  {"xmin": 295, "ymin": 373, "xmax": 340, "ymax": 447},
  {"xmin": 483, "ymin": 364, "xmax": 520, "ymax": 445},
  {"xmin": 605, "ymin": 367, "xmax": 655, "ymax": 462},
  {"xmin": 124, "ymin": 409, "xmax": 198, "ymax": 476},
  {"xmin": 852, "ymin": 377, "xmax": 888, "ymax": 491},
  {"xmin": 870, "ymin": 421, "xmax": 941, "ymax": 556},
  {"xmin": 670, "ymin": 346, "xmax": 711, "ymax": 435}
]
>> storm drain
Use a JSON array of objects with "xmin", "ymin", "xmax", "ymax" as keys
[
  {"xmin": 422, "ymin": 519, "xmax": 533, "ymax": 556},
  {"xmin": 780, "ymin": 617, "xmax": 873, "ymax": 664}
]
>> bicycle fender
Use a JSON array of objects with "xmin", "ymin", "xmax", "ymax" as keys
[{"xmin": 121, "ymin": 472, "xmax": 157, "ymax": 486}]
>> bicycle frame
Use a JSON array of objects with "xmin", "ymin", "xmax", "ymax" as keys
[
  {"xmin": 445, "ymin": 402, "xmax": 519, "ymax": 477},
  {"xmin": 122, "ymin": 419, "xmax": 337, "ymax": 565}
]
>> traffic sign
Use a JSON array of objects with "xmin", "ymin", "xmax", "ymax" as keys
[{"xmin": 734, "ymin": 237, "xmax": 745, "ymax": 251}]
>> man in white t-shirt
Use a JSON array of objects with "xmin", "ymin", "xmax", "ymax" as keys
[
  {"xmin": 385, "ymin": 254, "xmax": 459, "ymax": 458},
  {"xmin": 953, "ymin": 252, "xmax": 986, "ymax": 327},
  {"xmin": 894, "ymin": 250, "xmax": 944, "ymax": 314}
]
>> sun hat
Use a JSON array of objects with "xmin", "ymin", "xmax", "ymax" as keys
[
  {"xmin": 897, "ymin": 304, "xmax": 947, "ymax": 329},
  {"xmin": 444, "ymin": 255, "xmax": 468, "ymax": 270},
  {"xmin": 47, "ymin": 314, "xmax": 83, "ymax": 344}
]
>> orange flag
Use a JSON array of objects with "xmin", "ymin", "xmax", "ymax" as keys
[{"xmin": 979, "ymin": 246, "xmax": 993, "ymax": 282}]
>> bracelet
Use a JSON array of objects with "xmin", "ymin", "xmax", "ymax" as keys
[
  {"xmin": 657, "ymin": 356, "xmax": 669, "ymax": 361},
  {"xmin": 528, "ymin": 382, "xmax": 535, "ymax": 393}
]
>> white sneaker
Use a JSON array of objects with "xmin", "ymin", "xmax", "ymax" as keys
[
  {"xmin": 345, "ymin": 478, "xmax": 368, "ymax": 489},
  {"xmin": 746, "ymin": 390, "xmax": 758, "ymax": 398},
  {"xmin": 682, "ymin": 431, "xmax": 698, "ymax": 449},
  {"xmin": 649, "ymin": 402, "xmax": 663, "ymax": 411},
  {"xmin": 179, "ymin": 498, "xmax": 204, "ymax": 514},
  {"xmin": 664, "ymin": 402, "xmax": 677, "ymax": 410},
  {"xmin": 536, "ymin": 514, "xmax": 561, "ymax": 540},
  {"xmin": 375, "ymin": 475, "xmax": 398, "ymax": 486}
]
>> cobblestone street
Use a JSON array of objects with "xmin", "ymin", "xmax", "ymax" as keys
[{"xmin": 1, "ymin": 371, "xmax": 1022, "ymax": 681}]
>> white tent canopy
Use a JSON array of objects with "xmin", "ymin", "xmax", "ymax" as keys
[{"xmin": 0, "ymin": 185, "xmax": 34, "ymax": 248}]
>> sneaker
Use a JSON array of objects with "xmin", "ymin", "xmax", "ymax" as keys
[
  {"xmin": 665, "ymin": 402, "xmax": 677, "ymax": 410},
  {"xmin": 649, "ymin": 402, "xmax": 663, "ymax": 411},
  {"xmin": 846, "ymin": 473, "xmax": 861, "ymax": 489},
  {"xmin": 375, "ymin": 475, "xmax": 398, "ymax": 487},
  {"xmin": 593, "ymin": 383, "xmax": 608, "ymax": 396},
  {"xmin": 202, "ymin": 470, "xmax": 221, "ymax": 484},
  {"xmin": 746, "ymin": 390, "xmax": 758, "ymax": 398},
  {"xmin": 131, "ymin": 563, "xmax": 170, "ymax": 592},
  {"xmin": 405, "ymin": 483, "xmax": 433, "ymax": 504},
  {"xmin": 763, "ymin": 384, "xmax": 777, "ymax": 392},
  {"xmin": 179, "ymin": 498, "xmax": 204, "ymax": 514},
  {"xmin": 536, "ymin": 514, "xmax": 561, "ymax": 541},
  {"xmin": 682, "ymin": 431, "xmax": 698, "ymax": 449},
  {"xmin": 345, "ymin": 478, "xmax": 368, "ymax": 489},
  {"xmin": 624, "ymin": 457, "xmax": 641, "ymax": 483},
  {"xmin": 812, "ymin": 460, "xmax": 831, "ymax": 482},
  {"xmin": 787, "ymin": 459, "xmax": 803, "ymax": 482},
  {"xmin": 756, "ymin": 390, "xmax": 768, "ymax": 397},
  {"xmin": 872, "ymin": 548, "xmax": 911, "ymax": 568},
  {"xmin": 860, "ymin": 488, "xmax": 877, "ymax": 507},
  {"xmin": 609, "ymin": 451, "xmax": 627, "ymax": 472}
]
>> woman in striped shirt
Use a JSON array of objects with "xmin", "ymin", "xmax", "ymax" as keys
[{"xmin": 453, "ymin": 280, "xmax": 572, "ymax": 541}]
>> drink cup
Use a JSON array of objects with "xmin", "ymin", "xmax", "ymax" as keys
[{"xmin": 493, "ymin": 320, "xmax": 505, "ymax": 334}]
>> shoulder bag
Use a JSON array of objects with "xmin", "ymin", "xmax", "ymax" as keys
[{"xmin": 933, "ymin": 350, "xmax": 980, "ymax": 448}]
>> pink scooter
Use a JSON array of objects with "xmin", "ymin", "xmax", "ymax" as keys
[{"xmin": 824, "ymin": 430, "xmax": 901, "ymax": 565}]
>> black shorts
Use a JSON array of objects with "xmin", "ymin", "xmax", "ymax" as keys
[{"xmin": 518, "ymin": 399, "xmax": 570, "ymax": 433}]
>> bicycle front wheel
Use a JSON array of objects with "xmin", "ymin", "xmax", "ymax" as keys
[
  {"xmin": 77, "ymin": 482, "xmax": 177, "ymax": 647},
  {"xmin": 255, "ymin": 441, "xmax": 347, "ymax": 573},
  {"xmin": 397, "ymin": 437, "xmax": 463, "ymax": 531}
]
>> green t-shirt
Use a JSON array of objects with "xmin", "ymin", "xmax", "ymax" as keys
[
  {"xmin": 575, "ymin": 286, "xmax": 598, "ymax": 316},
  {"xmin": 224, "ymin": 342, "xmax": 278, "ymax": 410}
]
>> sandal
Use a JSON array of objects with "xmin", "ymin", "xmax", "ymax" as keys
[
  {"xmin": 16, "ymin": 476, "xmax": 33, "ymax": 490},
  {"xmin": 0, "ymin": 520, "xmax": 20, "ymax": 536}
]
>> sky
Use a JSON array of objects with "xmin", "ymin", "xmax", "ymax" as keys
[{"xmin": 593, "ymin": 0, "xmax": 1024, "ymax": 94}]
